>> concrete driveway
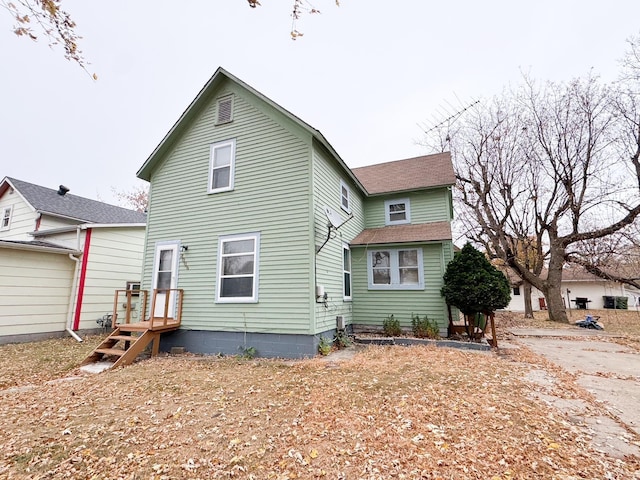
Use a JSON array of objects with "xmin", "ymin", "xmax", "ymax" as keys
[{"xmin": 508, "ymin": 328, "xmax": 640, "ymax": 459}]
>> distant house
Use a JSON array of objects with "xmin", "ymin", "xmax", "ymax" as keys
[
  {"xmin": 135, "ymin": 67, "xmax": 456, "ymax": 358},
  {"xmin": 505, "ymin": 264, "xmax": 640, "ymax": 312},
  {"xmin": 0, "ymin": 177, "xmax": 146, "ymax": 343}
]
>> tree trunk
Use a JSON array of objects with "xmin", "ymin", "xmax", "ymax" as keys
[
  {"xmin": 543, "ymin": 283, "xmax": 569, "ymax": 323},
  {"xmin": 523, "ymin": 281, "xmax": 533, "ymax": 318}
]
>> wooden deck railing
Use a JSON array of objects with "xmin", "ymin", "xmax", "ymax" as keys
[{"xmin": 111, "ymin": 289, "xmax": 183, "ymax": 331}]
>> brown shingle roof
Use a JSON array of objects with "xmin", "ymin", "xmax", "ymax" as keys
[
  {"xmin": 352, "ymin": 152, "xmax": 455, "ymax": 195},
  {"xmin": 350, "ymin": 221, "xmax": 452, "ymax": 246}
]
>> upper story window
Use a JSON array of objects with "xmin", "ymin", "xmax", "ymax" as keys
[
  {"xmin": 513, "ymin": 286, "xmax": 521, "ymax": 296},
  {"xmin": 209, "ymin": 138, "xmax": 236, "ymax": 193},
  {"xmin": 216, "ymin": 95, "xmax": 234, "ymax": 125},
  {"xmin": 384, "ymin": 198, "xmax": 411, "ymax": 225},
  {"xmin": 1, "ymin": 206, "xmax": 12, "ymax": 231},
  {"xmin": 367, "ymin": 248, "xmax": 424, "ymax": 290},
  {"xmin": 342, "ymin": 243, "xmax": 352, "ymax": 300},
  {"xmin": 340, "ymin": 180, "xmax": 351, "ymax": 213},
  {"xmin": 216, "ymin": 232, "xmax": 260, "ymax": 303}
]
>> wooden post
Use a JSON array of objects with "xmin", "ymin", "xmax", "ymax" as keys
[
  {"xmin": 151, "ymin": 333, "xmax": 160, "ymax": 357},
  {"xmin": 111, "ymin": 290, "xmax": 119, "ymax": 328},
  {"xmin": 125, "ymin": 290, "xmax": 131, "ymax": 324},
  {"xmin": 489, "ymin": 311, "xmax": 498, "ymax": 348},
  {"xmin": 163, "ymin": 289, "xmax": 170, "ymax": 327},
  {"xmin": 150, "ymin": 289, "xmax": 158, "ymax": 326}
]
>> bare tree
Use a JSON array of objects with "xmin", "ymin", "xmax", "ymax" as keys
[
  {"xmin": 433, "ymin": 71, "xmax": 640, "ymax": 323},
  {"xmin": 248, "ymin": 0, "xmax": 339, "ymax": 39},
  {"xmin": 1, "ymin": 0, "xmax": 93, "ymax": 76},
  {"xmin": 112, "ymin": 184, "xmax": 149, "ymax": 213}
]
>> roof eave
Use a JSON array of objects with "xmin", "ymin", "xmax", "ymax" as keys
[
  {"xmin": 33, "ymin": 222, "xmax": 146, "ymax": 236},
  {"xmin": 366, "ymin": 183, "xmax": 455, "ymax": 197},
  {"xmin": 0, "ymin": 240, "xmax": 80, "ymax": 255},
  {"xmin": 350, "ymin": 238, "xmax": 450, "ymax": 247}
]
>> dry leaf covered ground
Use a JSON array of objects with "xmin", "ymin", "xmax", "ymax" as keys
[{"xmin": 1, "ymin": 313, "xmax": 639, "ymax": 479}]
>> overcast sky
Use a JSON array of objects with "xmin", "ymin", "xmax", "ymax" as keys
[{"xmin": 1, "ymin": 1, "xmax": 639, "ymax": 205}]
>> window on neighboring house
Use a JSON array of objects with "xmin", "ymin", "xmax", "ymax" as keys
[
  {"xmin": 216, "ymin": 232, "xmax": 260, "ymax": 303},
  {"xmin": 343, "ymin": 243, "xmax": 352, "ymax": 300},
  {"xmin": 216, "ymin": 95, "xmax": 234, "ymax": 125},
  {"xmin": 126, "ymin": 281, "xmax": 141, "ymax": 296},
  {"xmin": 340, "ymin": 180, "xmax": 351, "ymax": 213},
  {"xmin": 384, "ymin": 198, "xmax": 411, "ymax": 225},
  {"xmin": 1, "ymin": 206, "xmax": 12, "ymax": 231},
  {"xmin": 209, "ymin": 138, "xmax": 236, "ymax": 193},
  {"xmin": 513, "ymin": 286, "xmax": 521, "ymax": 296},
  {"xmin": 367, "ymin": 248, "xmax": 424, "ymax": 290}
]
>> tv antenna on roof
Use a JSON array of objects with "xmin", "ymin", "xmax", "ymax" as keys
[
  {"xmin": 418, "ymin": 98, "xmax": 480, "ymax": 136},
  {"xmin": 316, "ymin": 205, "xmax": 353, "ymax": 253}
]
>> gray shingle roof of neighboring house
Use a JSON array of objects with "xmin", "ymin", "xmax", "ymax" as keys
[{"xmin": 2, "ymin": 177, "xmax": 147, "ymax": 224}]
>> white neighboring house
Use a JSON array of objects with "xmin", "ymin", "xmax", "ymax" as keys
[
  {"xmin": 0, "ymin": 177, "xmax": 147, "ymax": 343},
  {"xmin": 506, "ymin": 265, "xmax": 640, "ymax": 312}
]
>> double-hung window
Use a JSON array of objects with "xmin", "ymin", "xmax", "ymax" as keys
[
  {"xmin": 342, "ymin": 243, "xmax": 352, "ymax": 300},
  {"xmin": 216, "ymin": 232, "xmax": 260, "ymax": 303},
  {"xmin": 367, "ymin": 248, "xmax": 424, "ymax": 290},
  {"xmin": 339, "ymin": 180, "xmax": 351, "ymax": 213},
  {"xmin": 384, "ymin": 198, "xmax": 411, "ymax": 225},
  {"xmin": 1, "ymin": 206, "xmax": 12, "ymax": 231},
  {"xmin": 209, "ymin": 139, "xmax": 236, "ymax": 193}
]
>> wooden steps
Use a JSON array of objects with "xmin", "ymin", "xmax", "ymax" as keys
[
  {"xmin": 81, "ymin": 327, "xmax": 165, "ymax": 369},
  {"xmin": 81, "ymin": 288, "xmax": 184, "ymax": 370}
]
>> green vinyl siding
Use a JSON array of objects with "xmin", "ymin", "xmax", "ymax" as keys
[
  {"xmin": 143, "ymin": 79, "xmax": 315, "ymax": 334},
  {"xmin": 351, "ymin": 242, "xmax": 451, "ymax": 329},
  {"xmin": 311, "ymin": 142, "xmax": 365, "ymax": 334},
  {"xmin": 363, "ymin": 189, "xmax": 452, "ymax": 228}
]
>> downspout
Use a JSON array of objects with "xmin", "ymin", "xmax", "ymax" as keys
[
  {"xmin": 66, "ymin": 226, "xmax": 83, "ymax": 342},
  {"xmin": 73, "ymin": 227, "xmax": 92, "ymax": 330}
]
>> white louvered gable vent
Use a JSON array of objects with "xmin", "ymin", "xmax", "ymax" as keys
[{"xmin": 216, "ymin": 95, "xmax": 234, "ymax": 124}]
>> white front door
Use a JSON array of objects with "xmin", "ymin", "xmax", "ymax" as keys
[{"xmin": 152, "ymin": 242, "xmax": 179, "ymax": 318}]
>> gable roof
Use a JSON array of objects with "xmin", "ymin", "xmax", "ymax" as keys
[
  {"xmin": 350, "ymin": 221, "xmax": 452, "ymax": 246},
  {"xmin": 136, "ymin": 67, "xmax": 366, "ymax": 193},
  {"xmin": 352, "ymin": 153, "xmax": 455, "ymax": 195},
  {"xmin": 0, "ymin": 177, "xmax": 147, "ymax": 224}
]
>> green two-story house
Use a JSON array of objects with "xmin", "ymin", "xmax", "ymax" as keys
[{"xmin": 136, "ymin": 67, "xmax": 455, "ymax": 358}]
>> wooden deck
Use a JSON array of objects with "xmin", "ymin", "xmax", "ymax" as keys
[{"xmin": 118, "ymin": 318, "xmax": 181, "ymax": 332}]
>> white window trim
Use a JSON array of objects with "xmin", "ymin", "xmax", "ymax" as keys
[
  {"xmin": 384, "ymin": 198, "xmax": 411, "ymax": 225},
  {"xmin": 342, "ymin": 243, "xmax": 352, "ymax": 301},
  {"xmin": 367, "ymin": 248, "xmax": 424, "ymax": 290},
  {"xmin": 208, "ymin": 138, "xmax": 236, "ymax": 194},
  {"xmin": 1, "ymin": 205, "xmax": 12, "ymax": 231},
  {"xmin": 216, "ymin": 232, "xmax": 260, "ymax": 303},
  {"xmin": 339, "ymin": 180, "xmax": 351, "ymax": 213}
]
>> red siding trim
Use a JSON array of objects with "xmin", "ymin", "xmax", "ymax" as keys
[{"xmin": 73, "ymin": 228, "xmax": 92, "ymax": 330}]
